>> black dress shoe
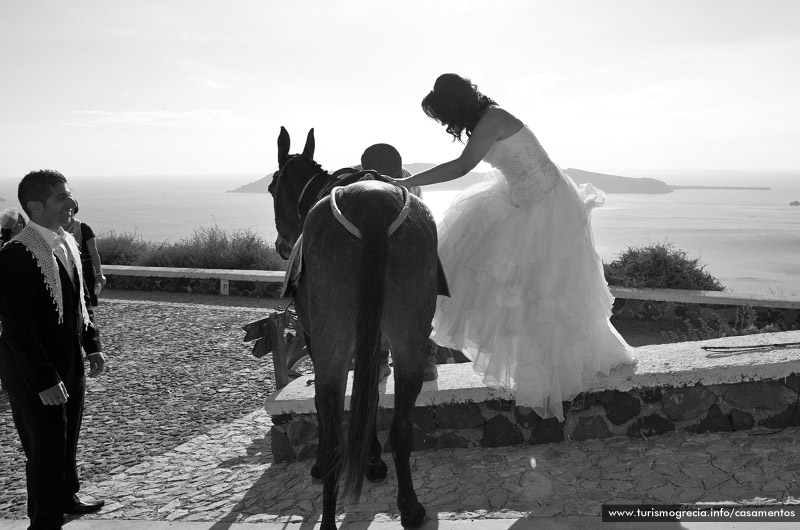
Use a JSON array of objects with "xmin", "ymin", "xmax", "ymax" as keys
[{"xmin": 64, "ymin": 494, "xmax": 105, "ymax": 514}]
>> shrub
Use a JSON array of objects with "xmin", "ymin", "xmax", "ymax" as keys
[
  {"xmin": 661, "ymin": 305, "xmax": 779, "ymax": 342},
  {"xmin": 136, "ymin": 226, "xmax": 285, "ymax": 270},
  {"xmin": 96, "ymin": 230, "xmax": 152, "ymax": 266},
  {"xmin": 604, "ymin": 241, "xmax": 724, "ymax": 291},
  {"xmin": 97, "ymin": 226, "xmax": 286, "ymax": 271}
]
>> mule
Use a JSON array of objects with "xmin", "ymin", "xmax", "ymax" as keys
[{"xmin": 268, "ymin": 127, "xmax": 438, "ymax": 529}]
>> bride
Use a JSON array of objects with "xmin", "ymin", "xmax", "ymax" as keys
[{"xmin": 391, "ymin": 73, "xmax": 635, "ymax": 421}]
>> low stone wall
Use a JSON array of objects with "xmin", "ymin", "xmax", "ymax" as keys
[
  {"xmin": 612, "ymin": 287, "xmax": 800, "ymax": 330},
  {"xmin": 271, "ymin": 379, "xmax": 800, "ymax": 463},
  {"xmin": 266, "ymin": 331, "xmax": 800, "ymax": 463},
  {"xmin": 103, "ymin": 265, "xmax": 284, "ymax": 298},
  {"xmin": 107, "ymin": 274, "xmax": 220, "ymax": 294},
  {"xmin": 106, "ymin": 274, "xmax": 283, "ymax": 298},
  {"xmin": 104, "ymin": 268, "xmax": 800, "ymax": 330}
]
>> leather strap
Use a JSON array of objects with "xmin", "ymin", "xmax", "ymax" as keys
[{"xmin": 329, "ymin": 185, "xmax": 410, "ymax": 239}]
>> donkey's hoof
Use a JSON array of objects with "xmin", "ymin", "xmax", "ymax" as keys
[
  {"xmin": 310, "ymin": 463, "xmax": 322, "ymax": 482},
  {"xmin": 400, "ymin": 502, "xmax": 426, "ymax": 528},
  {"xmin": 365, "ymin": 459, "xmax": 388, "ymax": 482}
]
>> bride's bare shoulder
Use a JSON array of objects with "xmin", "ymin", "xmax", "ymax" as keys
[{"xmin": 484, "ymin": 107, "xmax": 524, "ymax": 138}]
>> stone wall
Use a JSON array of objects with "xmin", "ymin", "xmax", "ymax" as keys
[
  {"xmin": 105, "ymin": 269, "xmax": 800, "ymax": 330},
  {"xmin": 269, "ymin": 377, "xmax": 800, "ymax": 463},
  {"xmin": 106, "ymin": 274, "xmax": 219, "ymax": 295},
  {"xmin": 105, "ymin": 274, "xmax": 283, "ymax": 298},
  {"xmin": 612, "ymin": 298, "xmax": 800, "ymax": 330}
]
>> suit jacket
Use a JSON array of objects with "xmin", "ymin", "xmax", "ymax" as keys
[{"xmin": 0, "ymin": 240, "xmax": 101, "ymax": 396}]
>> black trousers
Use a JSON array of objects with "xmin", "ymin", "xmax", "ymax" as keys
[{"xmin": 8, "ymin": 379, "xmax": 85, "ymax": 530}]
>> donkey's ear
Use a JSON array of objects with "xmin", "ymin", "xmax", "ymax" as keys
[
  {"xmin": 302, "ymin": 128, "xmax": 315, "ymax": 159},
  {"xmin": 278, "ymin": 126, "xmax": 290, "ymax": 168}
]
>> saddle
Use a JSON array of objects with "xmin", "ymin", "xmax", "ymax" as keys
[{"xmin": 280, "ymin": 169, "xmax": 450, "ymax": 298}]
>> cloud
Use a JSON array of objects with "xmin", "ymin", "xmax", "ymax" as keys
[
  {"xmin": 64, "ymin": 109, "xmax": 246, "ymax": 128},
  {"xmin": 502, "ymin": 73, "xmax": 571, "ymax": 96},
  {"xmin": 189, "ymin": 76, "xmax": 227, "ymax": 88}
]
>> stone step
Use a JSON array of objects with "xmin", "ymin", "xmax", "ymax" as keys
[{"xmin": 266, "ymin": 331, "xmax": 800, "ymax": 462}]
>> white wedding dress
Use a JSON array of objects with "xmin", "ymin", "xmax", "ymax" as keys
[{"xmin": 431, "ymin": 125, "xmax": 635, "ymax": 421}]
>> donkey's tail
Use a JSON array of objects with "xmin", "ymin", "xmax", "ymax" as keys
[{"xmin": 342, "ymin": 197, "xmax": 390, "ymax": 503}]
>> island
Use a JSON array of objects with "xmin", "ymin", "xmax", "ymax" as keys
[
  {"xmin": 670, "ymin": 185, "xmax": 771, "ymax": 191},
  {"xmin": 564, "ymin": 169, "xmax": 671, "ymax": 194},
  {"xmin": 228, "ymin": 166, "xmax": 770, "ymax": 195},
  {"xmin": 226, "ymin": 162, "xmax": 489, "ymax": 194}
]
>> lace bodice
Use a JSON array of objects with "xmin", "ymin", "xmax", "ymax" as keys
[{"xmin": 482, "ymin": 126, "xmax": 561, "ymax": 205}]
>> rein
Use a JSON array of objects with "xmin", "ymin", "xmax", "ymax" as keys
[
  {"xmin": 296, "ymin": 172, "xmax": 324, "ymax": 219},
  {"xmin": 295, "ymin": 167, "xmax": 354, "ymax": 219}
]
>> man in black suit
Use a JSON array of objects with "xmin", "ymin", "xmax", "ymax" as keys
[{"xmin": 0, "ymin": 170, "xmax": 106, "ymax": 529}]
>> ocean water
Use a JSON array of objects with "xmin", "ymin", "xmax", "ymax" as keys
[
  {"xmin": 0, "ymin": 174, "xmax": 274, "ymax": 244},
  {"xmin": 0, "ymin": 171, "xmax": 797, "ymax": 296},
  {"xmin": 424, "ymin": 172, "xmax": 800, "ymax": 297}
]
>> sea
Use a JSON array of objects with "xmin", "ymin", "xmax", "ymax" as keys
[{"xmin": 1, "ymin": 170, "xmax": 797, "ymax": 297}]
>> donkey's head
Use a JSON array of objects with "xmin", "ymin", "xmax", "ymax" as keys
[{"xmin": 268, "ymin": 126, "xmax": 323, "ymax": 259}]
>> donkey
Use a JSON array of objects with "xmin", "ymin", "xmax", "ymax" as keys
[{"xmin": 268, "ymin": 127, "xmax": 438, "ymax": 529}]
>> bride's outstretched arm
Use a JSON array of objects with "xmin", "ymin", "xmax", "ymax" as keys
[
  {"xmin": 398, "ymin": 158, "xmax": 476, "ymax": 187},
  {"xmin": 393, "ymin": 108, "xmax": 508, "ymax": 188}
]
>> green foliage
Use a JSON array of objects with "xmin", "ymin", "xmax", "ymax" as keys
[
  {"xmin": 604, "ymin": 241, "xmax": 724, "ymax": 291},
  {"xmin": 97, "ymin": 226, "xmax": 286, "ymax": 271},
  {"xmin": 95, "ymin": 230, "xmax": 151, "ymax": 266},
  {"xmin": 661, "ymin": 305, "xmax": 778, "ymax": 342}
]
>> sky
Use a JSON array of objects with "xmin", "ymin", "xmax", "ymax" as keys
[{"xmin": 1, "ymin": 0, "xmax": 799, "ymax": 181}]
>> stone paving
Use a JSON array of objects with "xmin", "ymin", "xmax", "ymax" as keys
[
  {"xmin": 70, "ymin": 414, "xmax": 800, "ymax": 526},
  {"xmin": 2, "ymin": 290, "xmax": 800, "ymax": 529}
]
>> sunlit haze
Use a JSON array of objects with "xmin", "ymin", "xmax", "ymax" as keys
[{"xmin": 2, "ymin": 0, "xmax": 799, "ymax": 181}]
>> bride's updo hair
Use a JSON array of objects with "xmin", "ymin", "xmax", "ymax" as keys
[{"xmin": 421, "ymin": 73, "xmax": 497, "ymax": 142}]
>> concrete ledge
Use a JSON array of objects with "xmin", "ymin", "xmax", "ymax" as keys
[
  {"xmin": 265, "ymin": 331, "xmax": 800, "ymax": 462},
  {"xmin": 104, "ymin": 265, "xmax": 285, "ymax": 282}
]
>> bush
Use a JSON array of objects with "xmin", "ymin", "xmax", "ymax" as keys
[
  {"xmin": 96, "ymin": 230, "xmax": 152, "ymax": 266},
  {"xmin": 661, "ymin": 305, "xmax": 779, "ymax": 342},
  {"xmin": 97, "ymin": 226, "xmax": 286, "ymax": 271},
  {"xmin": 603, "ymin": 241, "xmax": 724, "ymax": 291}
]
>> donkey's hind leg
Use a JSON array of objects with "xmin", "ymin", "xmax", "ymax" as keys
[
  {"xmin": 311, "ymin": 332, "xmax": 351, "ymax": 530},
  {"xmin": 315, "ymin": 373, "xmax": 347, "ymax": 530},
  {"xmin": 365, "ymin": 408, "xmax": 388, "ymax": 482},
  {"xmin": 389, "ymin": 343, "xmax": 426, "ymax": 528}
]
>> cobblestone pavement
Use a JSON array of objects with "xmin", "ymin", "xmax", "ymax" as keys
[
  {"xmin": 2, "ymin": 290, "xmax": 800, "ymax": 529},
  {"xmin": 76, "ymin": 415, "xmax": 800, "ymax": 528}
]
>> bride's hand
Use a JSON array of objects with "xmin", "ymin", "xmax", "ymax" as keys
[{"xmin": 386, "ymin": 176, "xmax": 405, "ymax": 187}]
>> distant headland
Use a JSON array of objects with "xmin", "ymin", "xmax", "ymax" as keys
[{"xmin": 227, "ymin": 165, "xmax": 771, "ymax": 195}]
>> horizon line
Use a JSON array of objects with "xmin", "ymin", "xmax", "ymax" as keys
[{"xmin": 20, "ymin": 167, "xmax": 800, "ymax": 180}]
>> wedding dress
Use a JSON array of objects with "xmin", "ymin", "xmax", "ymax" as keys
[{"xmin": 431, "ymin": 125, "xmax": 635, "ymax": 421}]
